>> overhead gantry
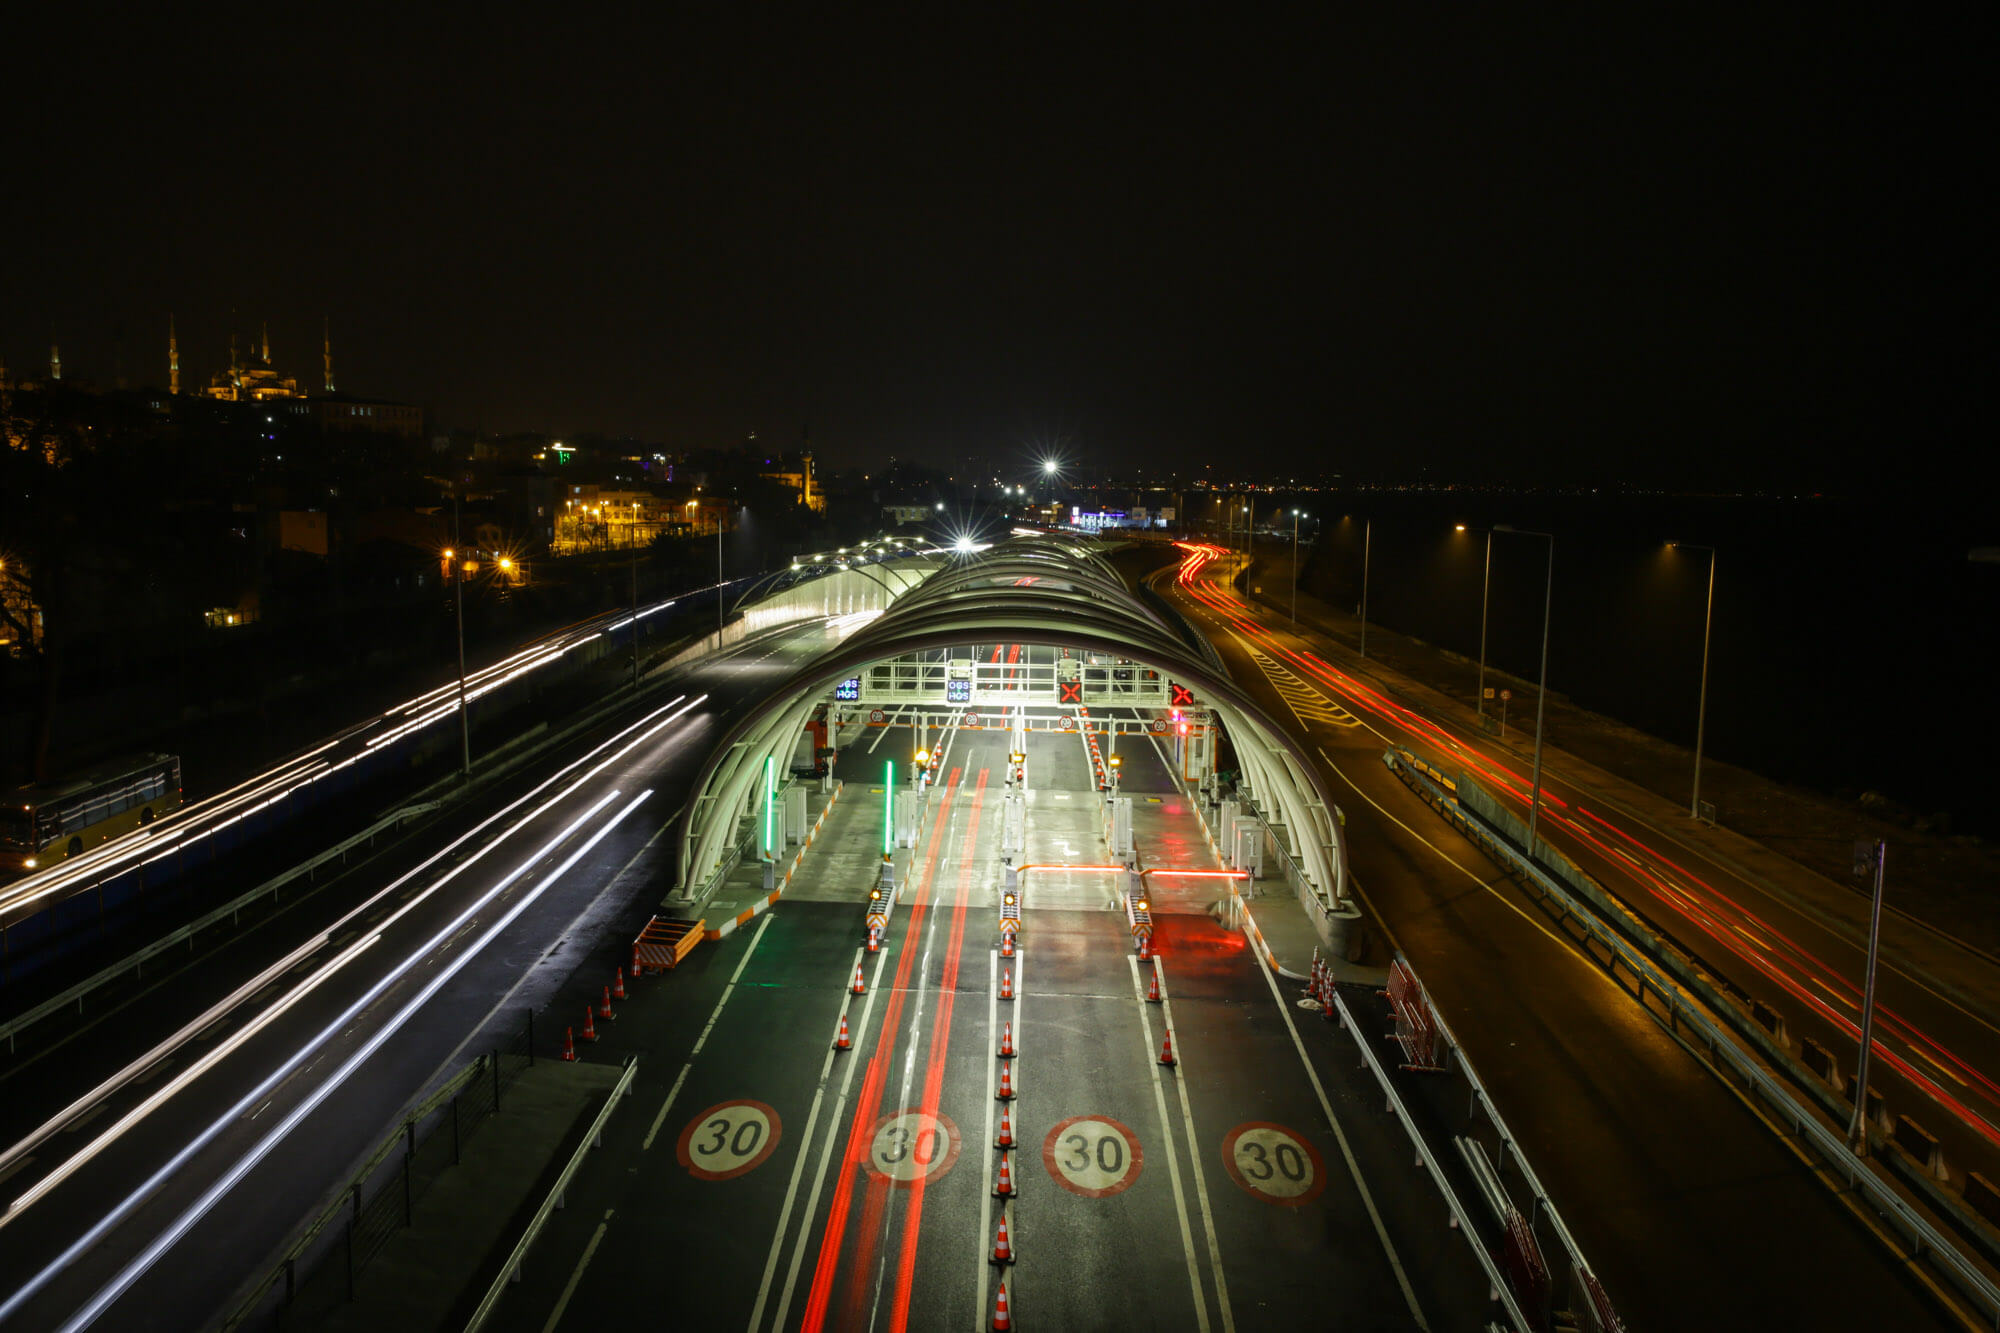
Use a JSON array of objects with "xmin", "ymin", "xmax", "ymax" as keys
[{"xmin": 673, "ymin": 533, "xmax": 1358, "ymax": 951}]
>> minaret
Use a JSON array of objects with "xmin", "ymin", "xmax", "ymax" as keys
[
  {"xmin": 322, "ymin": 316, "xmax": 334, "ymax": 393},
  {"xmin": 260, "ymin": 321, "xmax": 271, "ymax": 366},
  {"xmin": 169, "ymin": 314, "xmax": 181, "ymax": 395},
  {"xmin": 229, "ymin": 332, "xmax": 242, "ymax": 395},
  {"xmin": 50, "ymin": 339, "xmax": 61, "ymax": 382}
]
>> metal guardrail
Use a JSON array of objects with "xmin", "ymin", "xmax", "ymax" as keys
[
  {"xmin": 1384, "ymin": 748, "xmax": 2000, "ymax": 1329},
  {"xmin": 1330, "ymin": 985, "xmax": 1533, "ymax": 1332},
  {"xmin": 463, "ymin": 1056, "xmax": 639, "ymax": 1333},
  {"xmin": 0, "ymin": 800, "xmax": 439, "ymax": 1054}
]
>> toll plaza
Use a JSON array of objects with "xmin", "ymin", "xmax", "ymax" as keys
[{"xmin": 472, "ymin": 536, "xmax": 1612, "ymax": 1331}]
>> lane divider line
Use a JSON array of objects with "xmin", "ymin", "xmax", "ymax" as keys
[
  {"xmin": 641, "ymin": 916, "xmax": 780, "ymax": 1151},
  {"xmin": 1151, "ymin": 960, "xmax": 1233, "ymax": 1333},
  {"xmin": 1127, "ymin": 954, "xmax": 1211, "ymax": 1333}
]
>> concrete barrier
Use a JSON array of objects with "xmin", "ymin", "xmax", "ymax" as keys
[{"xmin": 1894, "ymin": 1114, "xmax": 1948, "ymax": 1181}]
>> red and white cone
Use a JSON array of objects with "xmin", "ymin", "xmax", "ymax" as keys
[
  {"xmin": 992, "ymin": 1279, "xmax": 1013, "ymax": 1331},
  {"xmin": 561, "ymin": 1026, "xmax": 577, "ymax": 1062},
  {"xmin": 1137, "ymin": 934, "xmax": 1151, "ymax": 961},
  {"xmin": 867, "ymin": 926, "xmax": 881, "ymax": 954},
  {"xmin": 580, "ymin": 1005, "xmax": 599, "ymax": 1042},
  {"xmin": 994, "ymin": 1150, "xmax": 1016, "ymax": 1197},
  {"xmin": 851, "ymin": 963, "xmax": 867, "ymax": 995},
  {"xmin": 834, "ymin": 1014, "xmax": 852, "ymax": 1050},
  {"xmin": 999, "ymin": 967, "xmax": 1014, "ymax": 1001},
  {"xmin": 631, "ymin": 941, "xmax": 643, "ymax": 978},
  {"xmin": 612, "ymin": 966, "xmax": 627, "ymax": 1001},
  {"xmin": 996, "ymin": 1102, "xmax": 1015, "ymax": 1148},
  {"xmin": 996, "ymin": 1061, "xmax": 1016, "ymax": 1101},
  {"xmin": 598, "ymin": 985, "xmax": 615, "ymax": 1020},
  {"xmin": 997, "ymin": 1021, "xmax": 1015, "ymax": 1059},
  {"xmin": 991, "ymin": 1212, "xmax": 1014, "ymax": 1264},
  {"xmin": 1000, "ymin": 934, "xmax": 1014, "ymax": 959},
  {"xmin": 1158, "ymin": 1029, "xmax": 1177, "ymax": 1066},
  {"xmin": 1146, "ymin": 967, "xmax": 1162, "ymax": 1004}
]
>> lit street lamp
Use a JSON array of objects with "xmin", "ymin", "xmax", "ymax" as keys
[
  {"xmin": 1290, "ymin": 509, "xmax": 1305, "ymax": 625},
  {"xmin": 1668, "ymin": 540, "xmax": 1718, "ymax": 819},
  {"xmin": 1494, "ymin": 524, "xmax": 1555, "ymax": 847},
  {"xmin": 1455, "ymin": 525, "xmax": 1496, "ymax": 720},
  {"xmin": 1357, "ymin": 518, "xmax": 1372, "ymax": 659}
]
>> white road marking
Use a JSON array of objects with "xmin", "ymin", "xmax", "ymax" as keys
[
  {"xmin": 1246, "ymin": 932, "xmax": 1430, "ymax": 1330},
  {"xmin": 1128, "ymin": 955, "xmax": 1211, "ymax": 1333},
  {"xmin": 1150, "ymin": 960, "xmax": 1233, "ymax": 1333},
  {"xmin": 641, "ymin": 915, "xmax": 777, "ymax": 1151},
  {"xmin": 762, "ymin": 942, "xmax": 894, "ymax": 1332},
  {"xmin": 542, "ymin": 1209, "xmax": 614, "ymax": 1333}
]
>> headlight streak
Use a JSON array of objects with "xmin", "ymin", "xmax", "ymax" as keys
[
  {"xmin": 37, "ymin": 788, "xmax": 653, "ymax": 1333},
  {"xmin": 0, "ymin": 693, "xmax": 708, "ymax": 1240},
  {"xmin": 0, "ymin": 934, "xmax": 384, "ymax": 1220},
  {"xmin": 0, "ymin": 589, "xmax": 691, "ymax": 915}
]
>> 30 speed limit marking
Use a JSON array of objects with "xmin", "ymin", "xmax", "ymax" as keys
[
  {"xmin": 863, "ymin": 1108, "xmax": 961, "ymax": 1187},
  {"xmin": 1042, "ymin": 1115, "xmax": 1143, "ymax": 1198},
  {"xmin": 676, "ymin": 1099, "xmax": 783, "ymax": 1181},
  {"xmin": 1221, "ymin": 1121, "xmax": 1326, "ymax": 1206}
]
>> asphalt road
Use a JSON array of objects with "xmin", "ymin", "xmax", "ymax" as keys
[
  {"xmin": 0, "ymin": 615, "xmax": 863, "ymax": 1332},
  {"xmin": 486, "ymin": 727, "xmax": 1493, "ymax": 1332},
  {"xmin": 1155, "ymin": 544, "xmax": 1959, "ymax": 1329}
]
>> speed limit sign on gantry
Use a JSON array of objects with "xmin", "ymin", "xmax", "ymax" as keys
[
  {"xmin": 1042, "ymin": 1115, "xmax": 1143, "ymax": 1198},
  {"xmin": 1221, "ymin": 1121, "xmax": 1326, "ymax": 1206}
]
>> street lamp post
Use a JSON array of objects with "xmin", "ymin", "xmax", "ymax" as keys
[
  {"xmin": 1669, "ymin": 541, "xmax": 1718, "ymax": 819},
  {"xmin": 1290, "ymin": 509, "xmax": 1303, "ymax": 625},
  {"xmin": 1495, "ymin": 524, "xmax": 1555, "ymax": 847},
  {"xmin": 1358, "ymin": 518, "xmax": 1372, "ymax": 659},
  {"xmin": 1458, "ymin": 525, "xmax": 1495, "ymax": 720},
  {"xmin": 716, "ymin": 508, "xmax": 725, "ymax": 639}
]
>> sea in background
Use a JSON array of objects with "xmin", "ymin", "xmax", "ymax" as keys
[{"xmin": 1275, "ymin": 490, "xmax": 2000, "ymax": 837}]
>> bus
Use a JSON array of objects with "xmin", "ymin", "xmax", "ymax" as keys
[{"xmin": 1, "ymin": 753, "xmax": 183, "ymax": 873}]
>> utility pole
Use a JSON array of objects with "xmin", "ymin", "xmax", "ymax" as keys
[
  {"xmin": 1849, "ymin": 838, "xmax": 1887, "ymax": 1155},
  {"xmin": 630, "ymin": 541, "xmax": 640, "ymax": 690},
  {"xmin": 716, "ymin": 508, "xmax": 725, "ymax": 640},
  {"xmin": 1476, "ymin": 528, "xmax": 1493, "ymax": 720},
  {"xmin": 1290, "ymin": 509, "xmax": 1302, "ymax": 625}
]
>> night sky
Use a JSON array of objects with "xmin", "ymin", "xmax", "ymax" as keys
[{"xmin": 3, "ymin": 11, "xmax": 1980, "ymax": 488}]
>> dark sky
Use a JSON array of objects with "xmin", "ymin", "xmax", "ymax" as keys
[{"xmin": 2, "ymin": 11, "xmax": 1983, "ymax": 488}]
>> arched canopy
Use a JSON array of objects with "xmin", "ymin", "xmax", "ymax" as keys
[{"xmin": 675, "ymin": 535, "xmax": 1352, "ymax": 941}]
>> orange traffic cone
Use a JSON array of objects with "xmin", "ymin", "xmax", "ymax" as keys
[
  {"xmin": 1137, "ymin": 934, "xmax": 1151, "ymax": 961},
  {"xmin": 581, "ymin": 1005, "xmax": 599, "ymax": 1042},
  {"xmin": 998, "ymin": 1021, "xmax": 1015, "ymax": 1059},
  {"xmin": 561, "ymin": 1026, "xmax": 577, "ymax": 1062},
  {"xmin": 867, "ymin": 926, "xmax": 881, "ymax": 953},
  {"xmin": 834, "ymin": 1014, "xmax": 852, "ymax": 1050},
  {"xmin": 996, "ymin": 1102, "xmax": 1015, "ymax": 1148},
  {"xmin": 851, "ymin": 963, "xmax": 867, "ymax": 995},
  {"xmin": 1158, "ymin": 1029, "xmax": 1176, "ymax": 1066},
  {"xmin": 598, "ymin": 985, "xmax": 615, "ymax": 1020},
  {"xmin": 991, "ymin": 1213, "xmax": 1014, "ymax": 1264},
  {"xmin": 992, "ymin": 1279, "xmax": 1012, "ymax": 1331},
  {"xmin": 994, "ymin": 1150, "xmax": 1015, "ymax": 1197},
  {"xmin": 1146, "ymin": 968, "xmax": 1162, "ymax": 1004},
  {"xmin": 1000, "ymin": 934, "xmax": 1015, "ymax": 959},
  {"xmin": 999, "ymin": 967, "xmax": 1014, "ymax": 1001},
  {"xmin": 631, "ymin": 942, "xmax": 643, "ymax": 978},
  {"xmin": 612, "ymin": 966, "xmax": 627, "ymax": 1001},
  {"xmin": 996, "ymin": 1061, "xmax": 1016, "ymax": 1101}
]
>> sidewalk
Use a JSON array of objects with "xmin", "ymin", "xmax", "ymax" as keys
[
  {"xmin": 1236, "ymin": 544, "xmax": 2000, "ymax": 1004},
  {"xmin": 305, "ymin": 1059, "xmax": 626, "ymax": 1332}
]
